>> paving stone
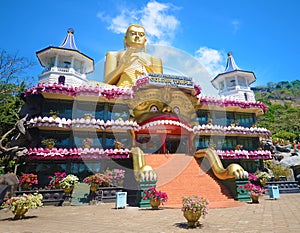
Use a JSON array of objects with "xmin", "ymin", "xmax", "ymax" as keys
[{"xmin": 0, "ymin": 193, "xmax": 300, "ymax": 233}]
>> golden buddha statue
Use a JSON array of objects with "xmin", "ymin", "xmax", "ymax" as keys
[{"xmin": 104, "ymin": 24, "xmax": 163, "ymax": 88}]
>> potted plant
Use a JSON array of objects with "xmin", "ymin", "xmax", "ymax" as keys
[
  {"xmin": 84, "ymin": 113, "xmax": 94, "ymax": 120},
  {"xmin": 269, "ymin": 164, "xmax": 290, "ymax": 181},
  {"xmin": 181, "ymin": 196, "xmax": 209, "ymax": 227},
  {"xmin": 19, "ymin": 173, "xmax": 38, "ymax": 190},
  {"xmin": 103, "ymin": 168, "xmax": 125, "ymax": 187},
  {"xmin": 59, "ymin": 174, "xmax": 79, "ymax": 193},
  {"xmin": 142, "ymin": 186, "xmax": 168, "ymax": 209},
  {"xmin": 48, "ymin": 172, "xmax": 67, "ymax": 189},
  {"xmin": 255, "ymin": 171, "xmax": 271, "ymax": 186},
  {"xmin": 244, "ymin": 182, "xmax": 264, "ymax": 203},
  {"xmin": 41, "ymin": 138, "xmax": 56, "ymax": 149},
  {"xmin": 82, "ymin": 138, "xmax": 93, "ymax": 149},
  {"xmin": 1, "ymin": 193, "xmax": 43, "ymax": 219},
  {"xmin": 83, "ymin": 173, "xmax": 104, "ymax": 192},
  {"xmin": 49, "ymin": 109, "xmax": 59, "ymax": 119}
]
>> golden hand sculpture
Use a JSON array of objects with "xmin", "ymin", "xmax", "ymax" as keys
[
  {"xmin": 194, "ymin": 148, "xmax": 248, "ymax": 180},
  {"xmin": 131, "ymin": 147, "xmax": 157, "ymax": 181},
  {"xmin": 104, "ymin": 24, "xmax": 163, "ymax": 88}
]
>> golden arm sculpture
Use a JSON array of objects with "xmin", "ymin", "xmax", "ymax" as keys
[
  {"xmin": 131, "ymin": 147, "xmax": 157, "ymax": 181},
  {"xmin": 104, "ymin": 24, "xmax": 163, "ymax": 88},
  {"xmin": 194, "ymin": 148, "xmax": 248, "ymax": 179}
]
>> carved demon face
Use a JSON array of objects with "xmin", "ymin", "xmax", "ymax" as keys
[{"xmin": 129, "ymin": 87, "xmax": 197, "ymax": 125}]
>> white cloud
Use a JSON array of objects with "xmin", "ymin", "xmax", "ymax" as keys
[
  {"xmin": 108, "ymin": 10, "xmax": 136, "ymax": 34},
  {"xmin": 147, "ymin": 45, "xmax": 218, "ymax": 96},
  {"xmin": 231, "ymin": 19, "xmax": 241, "ymax": 34},
  {"xmin": 140, "ymin": 1, "xmax": 179, "ymax": 44},
  {"xmin": 194, "ymin": 47, "xmax": 226, "ymax": 78},
  {"xmin": 97, "ymin": 1, "xmax": 180, "ymax": 44}
]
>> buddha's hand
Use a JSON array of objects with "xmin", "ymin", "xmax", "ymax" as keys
[{"xmin": 120, "ymin": 47, "xmax": 139, "ymax": 67}]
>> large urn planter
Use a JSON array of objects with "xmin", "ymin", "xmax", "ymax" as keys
[
  {"xmin": 250, "ymin": 195, "xmax": 259, "ymax": 203},
  {"xmin": 150, "ymin": 198, "xmax": 161, "ymax": 209},
  {"xmin": 181, "ymin": 196, "xmax": 209, "ymax": 228},
  {"xmin": 63, "ymin": 186, "xmax": 74, "ymax": 194},
  {"xmin": 90, "ymin": 183, "xmax": 99, "ymax": 192},
  {"xmin": 1, "ymin": 193, "xmax": 43, "ymax": 220},
  {"xmin": 183, "ymin": 211, "xmax": 202, "ymax": 227},
  {"xmin": 13, "ymin": 206, "xmax": 28, "ymax": 219}
]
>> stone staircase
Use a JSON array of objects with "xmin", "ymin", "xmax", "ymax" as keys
[{"xmin": 144, "ymin": 153, "xmax": 244, "ymax": 209}]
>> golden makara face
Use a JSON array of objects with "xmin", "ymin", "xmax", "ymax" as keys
[{"xmin": 131, "ymin": 99, "xmax": 195, "ymax": 125}]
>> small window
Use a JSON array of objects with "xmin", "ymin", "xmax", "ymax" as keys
[{"xmin": 58, "ymin": 75, "xmax": 65, "ymax": 85}]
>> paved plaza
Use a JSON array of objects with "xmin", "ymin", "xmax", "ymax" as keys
[{"xmin": 0, "ymin": 193, "xmax": 300, "ymax": 233}]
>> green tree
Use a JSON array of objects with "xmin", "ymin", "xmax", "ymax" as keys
[
  {"xmin": 0, "ymin": 49, "xmax": 35, "ymax": 173},
  {"xmin": 254, "ymin": 80, "xmax": 300, "ymax": 143}
]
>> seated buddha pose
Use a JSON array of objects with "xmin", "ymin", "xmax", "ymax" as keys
[{"xmin": 104, "ymin": 24, "xmax": 163, "ymax": 88}]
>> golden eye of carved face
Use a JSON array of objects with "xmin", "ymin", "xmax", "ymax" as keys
[{"xmin": 150, "ymin": 105, "xmax": 159, "ymax": 112}]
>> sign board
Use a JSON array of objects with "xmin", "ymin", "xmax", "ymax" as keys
[
  {"xmin": 115, "ymin": 192, "xmax": 127, "ymax": 209},
  {"xmin": 147, "ymin": 73, "xmax": 194, "ymax": 89},
  {"xmin": 71, "ymin": 183, "xmax": 90, "ymax": 206}
]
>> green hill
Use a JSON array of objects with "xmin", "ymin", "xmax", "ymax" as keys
[{"xmin": 252, "ymin": 80, "xmax": 300, "ymax": 142}]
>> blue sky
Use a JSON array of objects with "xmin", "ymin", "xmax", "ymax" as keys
[{"xmin": 1, "ymin": 0, "xmax": 299, "ymax": 87}]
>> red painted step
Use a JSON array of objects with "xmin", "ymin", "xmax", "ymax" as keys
[{"xmin": 144, "ymin": 154, "xmax": 245, "ymax": 209}]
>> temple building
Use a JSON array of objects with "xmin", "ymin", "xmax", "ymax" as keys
[
  {"xmin": 211, "ymin": 52, "xmax": 256, "ymax": 102},
  {"xmin": 18, "ymin": 26, "xmax": 272, "ymax": 208}
]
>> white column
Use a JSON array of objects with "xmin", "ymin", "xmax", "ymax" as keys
[
  {"xmin": 54, "ymin": 55, "xmax": 58, "ymax": 67},
  {"xmin": 71, "ymin": 57, "xmax": 74, "ymax": 68}
]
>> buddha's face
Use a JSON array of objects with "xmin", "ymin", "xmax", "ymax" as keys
[{"xmin": 125, "ymin": 25, "xmax": 146, "ymax": 49}]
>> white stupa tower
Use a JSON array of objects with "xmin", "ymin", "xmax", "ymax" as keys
[
  {"xmin": 211, "ymin": 52, "xmax": 256, "ymax": 101},
  {"xmin": 36, "ymin": 28, "xmax": 94, "ymax": 87}
]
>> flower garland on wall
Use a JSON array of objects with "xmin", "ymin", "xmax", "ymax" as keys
[
  {"xmin": 26, "ymin": 147, "xmax": 272, "ymax": 160},
  {"xmin": 24, "ymin": 83, "xmax": 134, "ymax": 99},
  {"xmin": 198, "ymin": 95, "xmax": 268, "ymax": 113},
  {"xmin": 26, "ymin": 147, "xmax": 130, "ymax": 160},
  {"xmin": 27, "ymin": 117, "xmax": 139, "ymax": 131},
  {"xmin": 27, "ymin": 116, "xmax": 270, "ymax": 138},
  {"xmin": 193, "ymin": 124, "xmax": 271, "ymax": 137},
  {"xmin": 216, "ymin": 149, "xmax": 273, "ymax": 160},
  {"xmin": 24, "ymin": 83, "xmax": 266, "ymax": 113}
]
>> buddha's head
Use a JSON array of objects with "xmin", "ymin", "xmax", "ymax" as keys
[{"xmin": 124, "ymin": 24, "xmax": 147, "ymax": 50}]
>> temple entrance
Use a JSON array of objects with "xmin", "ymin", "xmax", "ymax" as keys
[
  {"xmin": 165, "ymin": 135, "xmax": 188, "ymax": 154},
  {"xmin": 135, "ymin": 131, "xmax": 191, "ymax": 154}
]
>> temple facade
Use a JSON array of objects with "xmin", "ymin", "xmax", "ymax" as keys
[{"xmin": 18, "ymin": 27, "xmax": 272, "ymax": 208}]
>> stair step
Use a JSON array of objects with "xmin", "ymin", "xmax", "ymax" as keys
[{"xmin": 145, "ymin": 154, "xmax": 244, "ymax": 209}]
